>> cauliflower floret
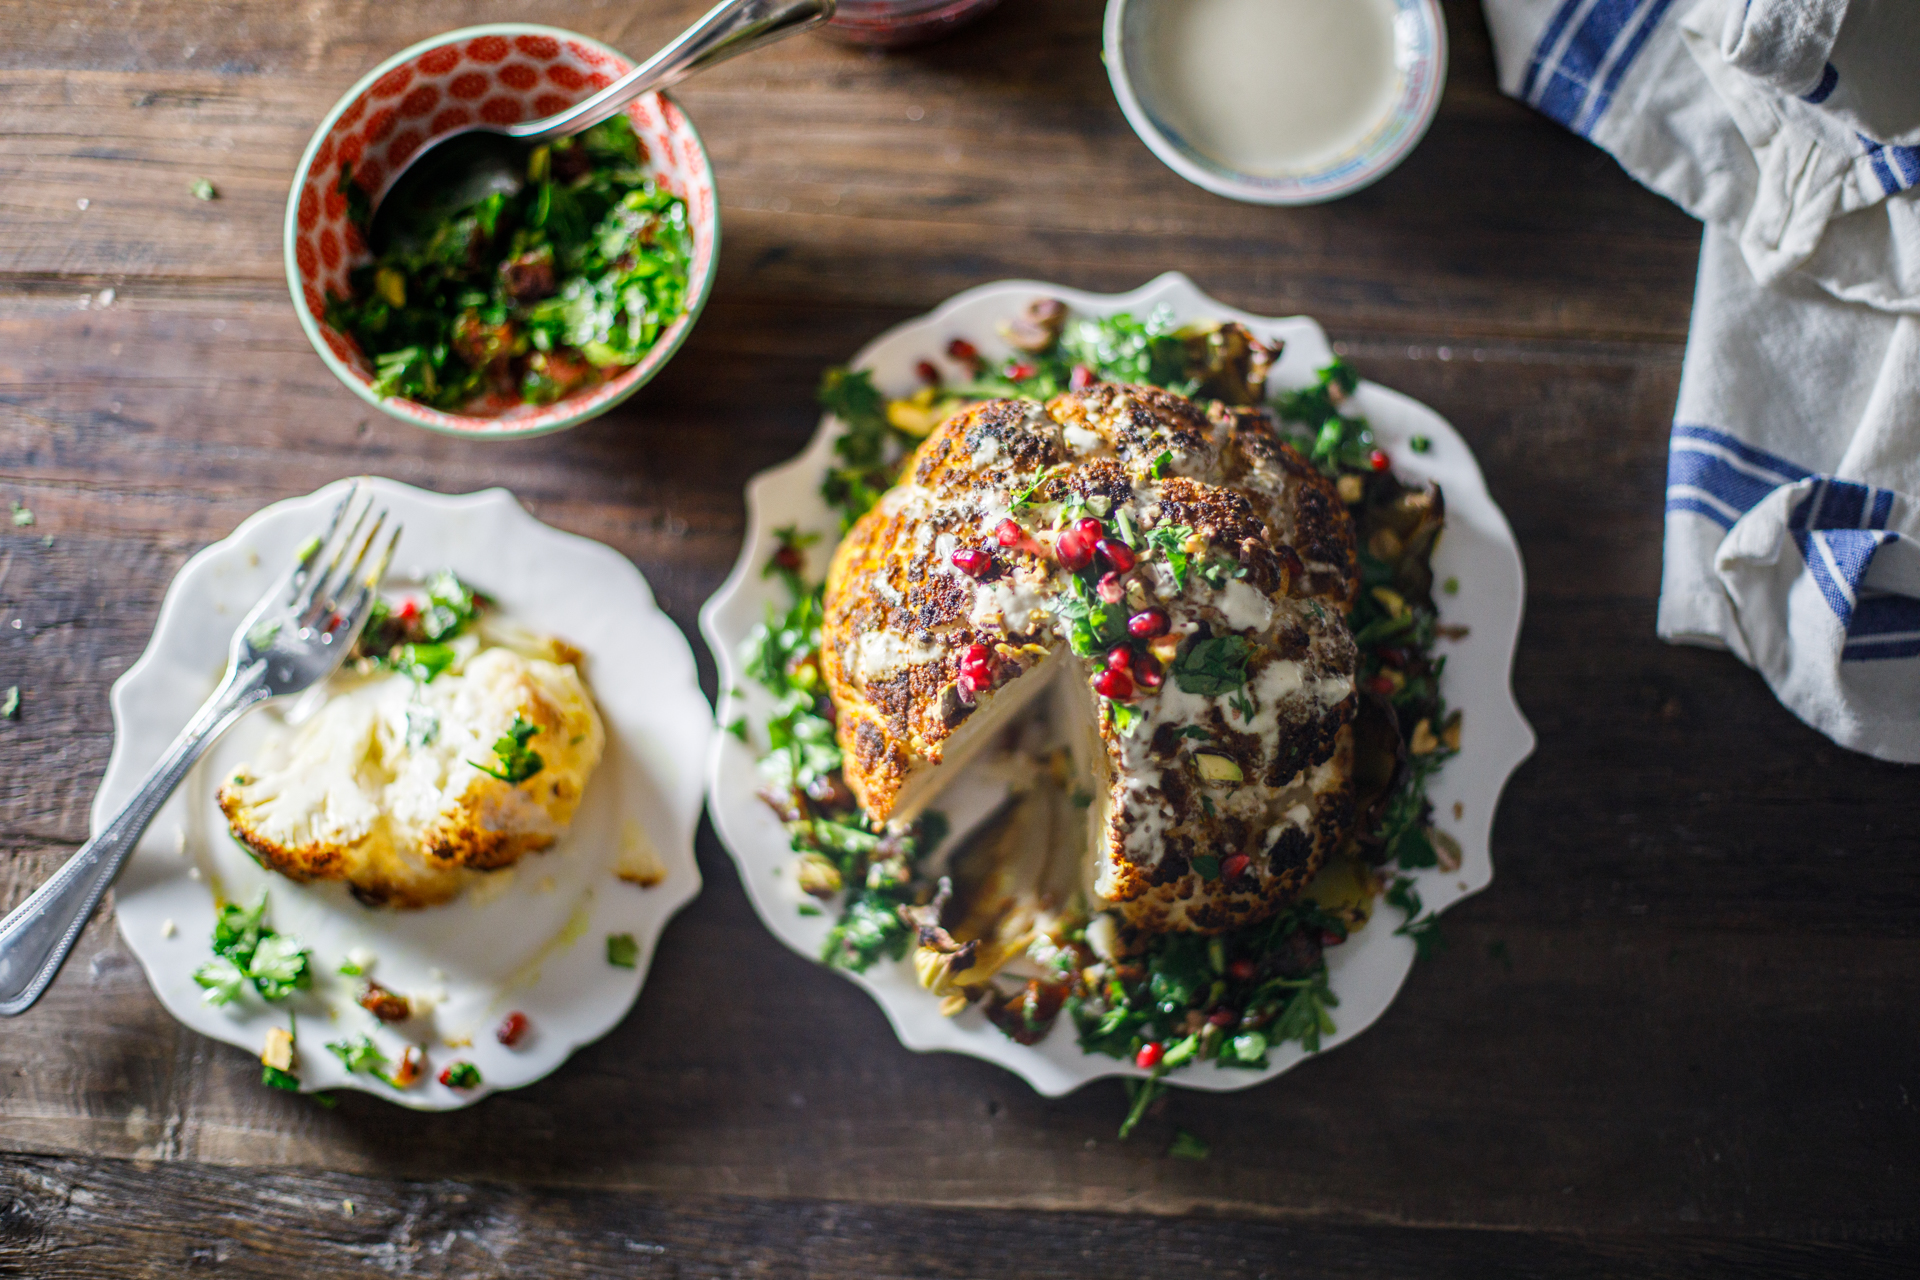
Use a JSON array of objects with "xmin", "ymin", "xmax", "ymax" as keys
[{"xmin": 219, "ymin": 645, "xmax": 605, "ymax": 908}]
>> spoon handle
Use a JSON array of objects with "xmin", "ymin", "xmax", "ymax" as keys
[{"xmin": 513, "ymin": 0, "xmax": 836, "ymax": 143}]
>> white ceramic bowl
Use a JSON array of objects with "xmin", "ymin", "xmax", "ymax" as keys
[
  {"xmin": 1104, "ymin": 0, "xmax": 1447, "ymax": 205},
  {"xmin": 699, "ymin": 272, "xmax": 1534, "ymax": 1096}
]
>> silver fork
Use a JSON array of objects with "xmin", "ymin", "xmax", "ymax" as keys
[{"xmin": 0, "ymin": 482, "xmax": 400, "ymax": 1016}]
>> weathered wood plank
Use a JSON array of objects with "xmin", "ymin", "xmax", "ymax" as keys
[
  {"xmin": 0, "ymin": 1, "xmax": 1701, "ymax": 342},
  {"xmin": 1, "ymin": 1152, "xmax": 1915, "ymax": 1279},
  {"xmin": 2, "ymin": 874, "xmax": 1916, "ymax": 1235}
]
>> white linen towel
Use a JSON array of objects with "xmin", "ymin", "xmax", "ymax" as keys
[{"xmin": 1480, "ymin": 0, "xmax": 1920, "ymax": 761}]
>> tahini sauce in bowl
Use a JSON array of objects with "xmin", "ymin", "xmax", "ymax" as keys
[
  {"xmin": 1143, "ymin": 0, "xmax": 1400, "ymax": 175},
  {"xmin": 1105, "ymin": 0, "xmax": 1446, "ymax": 204}
]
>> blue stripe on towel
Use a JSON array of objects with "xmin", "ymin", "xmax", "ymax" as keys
[
  {"xmin": 1664, "ymin": 424, "xmax": 1812, "ymax": 529},
  {"xmin": 1861, "ymin": 136, "xmax": 1920, "ymax": 198},
  {"xmin": 1525, "ymin": 0, "xmax": 1675, "ymax": 138},
  {"xmin": 1573, "ymin": 0, "xmax": 1679, "ymax": 135},
  {"xmin": 1843, "ymin": 596, "xmax": 1920, "ymax": 662},
  {"xmin": 1520, "ymin": 0, "xmax": 1593, "ymax": 102},
  {"xmin": 1788, "ymin": 477, "xmax": 1916, "ymax": 662},
  {"xmin": 1801, "ymin": 62, "xmax": 1839, "ymax": 105}
]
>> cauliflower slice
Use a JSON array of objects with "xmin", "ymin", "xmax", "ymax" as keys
[{"xmin": 219, "ymin": 646, "xmax": 605, "ymax": 908}]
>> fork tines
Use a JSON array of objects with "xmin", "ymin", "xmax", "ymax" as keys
[{"xmin": 292, "ymin": 482, "xmax": 401, "ymax": 641}]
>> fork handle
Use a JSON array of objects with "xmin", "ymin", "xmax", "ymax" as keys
[{"xmin": 0, "ymin": 667, "xmax": 268, "ymax": 1016}]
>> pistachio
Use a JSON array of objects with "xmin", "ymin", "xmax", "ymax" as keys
[
  {"xmin": 795, "ymin": 853, "xmax": 843, "ymax": 898},
  {"xmin": 1370, "ymin": 586, "xmax": 1408, "ymax": 618},
  {"xmin": 1409, "ymin": 718, "xmax": 1439, "ymax": 755},
  {"xmin": 1194, "ymin": 753, "xmax": 1243, "ymax": 783}
]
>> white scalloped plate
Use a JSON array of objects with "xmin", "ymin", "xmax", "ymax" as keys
[
  {"xmin": 700, "ymin": 272, "xmax": 1533, "ymax": 1097},
  {"xmin": 105, "ymin": 478, "xmax": 710, "ymax": 1109}
]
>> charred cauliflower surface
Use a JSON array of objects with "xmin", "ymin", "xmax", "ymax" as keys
[
  {"xmin": 219, "ymin": 646, "xmax": 605, "ymax": 908},
  {"xmin": 822, "ymin": 384, "xmax": 1360, "ymax": 941}
]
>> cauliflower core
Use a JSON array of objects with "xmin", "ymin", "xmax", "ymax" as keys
[{"xmin": 219, "ymin": 646, "xmax": 605, "ymax": 908}]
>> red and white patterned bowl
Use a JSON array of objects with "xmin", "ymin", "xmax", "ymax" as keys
[{"xmin": 283, "ymin": 24, "xmax": 720, "ymax": 439}]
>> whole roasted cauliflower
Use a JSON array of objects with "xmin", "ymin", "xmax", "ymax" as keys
[{"xmin": 821, "ymin": 383, "xmax": 1360, "ymax": 946}]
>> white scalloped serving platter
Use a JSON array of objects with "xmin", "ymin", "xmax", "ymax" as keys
[
  {"xmin": 700, "ymin": 273, "xmax": 1533, "ymax": 1097},
  {"xmin": 105, "ymin": 478, "xmax": 710, "ymax": 1109}
]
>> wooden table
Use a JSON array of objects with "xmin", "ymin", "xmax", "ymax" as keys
[{"xmin": 2, "ymin": 1, "xmax": 1915, "ymax": 1274}]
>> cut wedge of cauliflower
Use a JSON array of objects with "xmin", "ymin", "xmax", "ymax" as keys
[{"xmin": 219, "ymin": 645, "xmax": 605, "ymax": 908}]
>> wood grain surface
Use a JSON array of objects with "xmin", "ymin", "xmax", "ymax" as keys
[{"xmin": 1, "ymin": 1, "xmax": 1915, "ymax": 1276}]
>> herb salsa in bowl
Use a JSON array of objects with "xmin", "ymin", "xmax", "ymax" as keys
[{"xmin": 285, "ymin": 25, "xmax": 719, "ymax": 438}]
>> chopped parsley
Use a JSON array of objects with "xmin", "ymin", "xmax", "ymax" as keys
[
  {"xmin": 441, "ymin": 1061, "xmax": 482, "ymax": 1089},
  {"xmin": 1169, "ymin": 634, "xmax": 1252, "ymax": 697},
  {"xmin": 193, "ymin": 892, "xmax": 311, "ymax": 1006},
  {"xmin": 353, "ymin": 570, "xmax": 485, "ymax": 677},
  {"xmin": 323, "ymin": 115, "xmax": 691, "ymax": 413},
  {"xmin": 475, "ymin": 715, "xmax": 544, "ymax": 784},
  {"xmin": 326, "ymin": 1034, "xmax": 388, "ymax": 1076},
  {"xmin": 606, "ymin": 933, "xmax": 639, "ymax": 968},
  {"xmin": 1168, "ymin": 1129, "xmax": 1211, "ymax": 1161},
  {"xmin": 1145, "ymin": 523, "xmax": 1195, "ymax": 591},
  {"xmin": 818, "ymin": 368, "xmax": 921, "ymax": 529}
]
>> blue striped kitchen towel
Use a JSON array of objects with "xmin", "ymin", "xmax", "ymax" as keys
[{"xmin": 1482, "ymin": 0, "xmax": 1920, "ymax": 760}]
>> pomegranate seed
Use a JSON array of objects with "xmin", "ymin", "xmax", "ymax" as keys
[
  {"xmin": 396, "ymin": 598, "xmax": 420, "ymax": 623},
  {"xmin": 1222, "ymin": 853, "xmax": 1251, "ymax": 880},
  {"xmin": 1208, "ymin": 1007, "xmax": 1238, "ymax": 1028},
  {"xmin": 1096, "ymin": 572, "xmax": 1126, "ymax": 604},
  {"xmin": 995, "ymin": 518, "xmax": 1023, "ymax": 547},
  {"xmin": 1094, "ymin": 667, "xmax": 1135, "ymax": 700},
  {"xmin": 1369, "ymin": 449, "xmax": 1391, "ymax": 472},
  {"xmin": 946, "ymin": 337, "xmax": 980, "ymax": 364},
  {"xmin": 1135, "ymin": 1041, "xmax": 1164, "ymax": 1070},
  {"xmin": 915, "ymin": 360, "xmax": 941, "ymax": 386},
  {"xmin": 1007, "ymin": 361, "xmax": 1037, "ymax": 381},
  {"xmin": 959, "ymin": 643, "xmax": 994, "ymax": 694},
  {"xmin": 1056, "ymin": 530, "xmax": 1094, "ymax": 571},
  {"xmin": 496, "ymin": 1012, "xmax": 530, "ymax": 1046},
  {"xmin": 1365, "ymin": 674, "xmax": 1396, "ymax": 697},
  {"xmin": 1069, "ymin": 364, "xmax": 1096, "ymax": 391},
  {"xmin": 1127, "ymin": 608, "xmax": 1170, "ymax": 639},
  {"xmin": 1227, "ymin": 958, "xmax": 1257, "ymax": 982},
  {"xmin": 1378, "ymin": 646, "xmax": 1409, "ymax": 669},
  {"xmin": 1131, "ymin": 650, "xmax": 1164, "ymax": 688},
  {"xmin": 951, "ymin": 547, "xmax": 991, "ymax": 577},
  {"xmin": 1107, "ymin": 645, "xmax": 1133, "ymax": 671},
  {"xmin": 1096, "ymin": 538, "xmax": 1136, "ymax": 571},
  {"xmin": 1073, "ymin": 517, "xmax": 1106, "ymax": 543},
  {"xmin": 1319, "ymin": 928, "xmax": 1346, "ymax": 947}
]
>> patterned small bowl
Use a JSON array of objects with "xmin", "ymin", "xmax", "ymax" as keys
[{"xmin": 284, "ymin": 24, "xmax": 720, "ymax": 439}]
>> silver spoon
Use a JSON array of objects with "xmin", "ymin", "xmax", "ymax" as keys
[{"xmin": 368, "ymin": 0, "xmax": 835, "ymax": 254}]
